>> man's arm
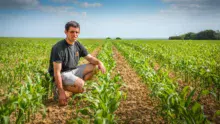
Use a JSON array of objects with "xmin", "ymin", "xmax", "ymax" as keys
[
  {"xmin": 53, "ymin": 62, "xmax": 67, "ymax": 106},
  {"xmin": 84, "ymin": 54, "xmax": 106, "ymax": 74}
]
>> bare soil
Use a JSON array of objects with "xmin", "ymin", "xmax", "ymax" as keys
[{"xmin": 113, "ymin": 47, "xmax": 163, "ymax": 124}]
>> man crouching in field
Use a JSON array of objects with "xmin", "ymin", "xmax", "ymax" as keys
[{"xmin": 48, "ymin": 21, "xmax": 106, "ymax": 106}]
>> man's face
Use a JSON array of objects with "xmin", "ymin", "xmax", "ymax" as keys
[{"xmin": 65, "ymin": 26, "xmax": 80, "ymax": 42}]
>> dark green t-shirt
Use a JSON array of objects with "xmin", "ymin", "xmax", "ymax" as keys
[{"xmin": 48, "ymin": 39, "xmax": 88, "ymax": 77}]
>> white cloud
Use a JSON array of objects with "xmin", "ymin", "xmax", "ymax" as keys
[
  {"xmin": 0, "ymin": 0, "xmax": 88, "ymax": 16},
  {"xmin": 0, "ymin": 0, "xmax": 101, "ymax": 18},
  {"xmin": 36, "ymin": 6, "xmax": 76, "ymax": 15},
  {"xmin": 160, "ymin": 0, "xmax": 220, "ymax": 16},
  {"xmin": 162, "ymin": 0, "xmax": 206, "ymax": 3},
  {"xmin": 36, "ymin": 6, "xmax": 89, "ymax": 16},
  {"xmin": 0, "ymin": 0, "xmax": 39, "ymax": 9},
  {"xmin": 34, "ymin": 6, "xmax": 87, "ymax": 17},
  {"xmin": 49, "ymin": 0, "xmax": 102, "ymax": 8},
  {"xmin": 80, "ymin": 2, "xmax": 102, "ymax": 8},
  {"xmin": 50, "ymin": 0, "xmax": 78, "ymax": 4}
]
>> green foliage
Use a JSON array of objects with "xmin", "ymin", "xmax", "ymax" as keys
[
  {"xmin": 169, "ymin": 29, "xmax": 220, "ymax": 40},
  {"xmin": 196, "ymin": 30, "xmax": 217, "ymax": 40},
  {"xmin": 113, "ymin": 41, "xmax": 219, "ymax": 123},
  {"xmin": 0, "ymin": 75, "xmax": 46, "ymax": 124},
  {"xmin": 68, "ymin": 41, "xmax": 125, "ymax": 123},
  {"xmin": 120, "ymin": 40, "xmax": 220, "ymax": 101},
  {"xmin": 0, "ymin": 37, "xmax": 102, "ymax": 123},
  {"xmin": 1, "ymin": 37, "xmax": 219, "ymax": 123},
  {"xmin": 183, "ymin": 32, "xmax": 197, "ymax": 40},
  {"xmin": 215, "ymin": 30, "xmax": 220, "ymax": 40},
  {"xmin": 106, "ymin": 37, "xmax": 111, "ymax": 40},
  {"xmin": 115, "ymin": 37, "xmax": 121, "ymax": 40},
  {"xmin": 169, "ymin": 36, "xmax": 183, "ymax": 40}
]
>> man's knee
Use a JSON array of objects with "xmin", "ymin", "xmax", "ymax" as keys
[
  {"xmin": 83, "ymin": 64, "xmax": 96, "ymax": 75},
  {"xmin": 89, "ymin": 63, "xmax": 96, "ymax": 72},
  {"xmin": 84, "ymin": 72, "xmax": 94, "ymax": 81},
  {"xmin": 74, "ymin": 78, "xmax": 85, "ymax": 93},
  {"xmin": 75, "ymin": 78, "xmax": 85, "ymax": 87},
  {"xmin": 64, "ymin": 78, "xmax": 85, "ymax": 93}
]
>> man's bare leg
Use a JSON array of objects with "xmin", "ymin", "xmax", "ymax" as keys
[
  {"xmin": 64, "ymin": 77, "xmax": 85, "ymax": 94},
  {"xmin": 64, "ymin": 64, "xmax": 97, "ymax": 97},
  {"xmin": 83, "ymin": 63, "xmax": 97, "ymax": 81},
  {"xmin": 84, "ymin": 72, "xmax": 94, "ymax": 81}
]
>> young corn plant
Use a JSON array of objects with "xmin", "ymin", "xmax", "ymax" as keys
[
  {"xmin": 113, "ymin": 41, "xmax": 211, "ymax": 123},
  {"xmin": 120, "ymin": 41, "xmax": 220, "ymax": 101},
  {"xmin": 0, "ymin": 75, "xmax": 46, "ymax": 124},
  {"xmin": 68, "ymin": 41, "xmax": 125, "ymax": 123}
]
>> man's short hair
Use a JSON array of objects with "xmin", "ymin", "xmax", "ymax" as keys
[{"xmin": 65, "ymin": 21, "xmax": 80, "ymax": 31}]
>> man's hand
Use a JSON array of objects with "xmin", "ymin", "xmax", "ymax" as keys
[
  {"xmin": 98, "ymin": 62, "xmax": 106, "ymax": 74},
  {"xmin": 85, "ymin": 54, "xmax": 106, "ymax": 74},
  {"xmin": 53, "ymin": 62, "xmax": 67, "ymax": 106},
  {"xmin": 58, "ymin": 89, "xmax": 67, "ymax": 106}
]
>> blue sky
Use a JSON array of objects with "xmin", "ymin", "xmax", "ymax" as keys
[{"xmin": 0, "ymin": 0, "xmax": 220, "ymax": 38}]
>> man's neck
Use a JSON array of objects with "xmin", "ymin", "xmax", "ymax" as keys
[{"xmin": 65, "ymin": 38, "xmax": 76, "ymax": 45}]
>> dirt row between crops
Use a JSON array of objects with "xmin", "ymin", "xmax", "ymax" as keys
[
  {"xmin": 112, "ymin": 47, "xmax": 164, "ymax": 124},
  {"xmin": 28, "ymin": 47, "xmax": 101, "ymax": 124}
]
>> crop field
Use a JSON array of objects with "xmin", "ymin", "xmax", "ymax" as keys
[{"xmin": 0, "ymin": 37, "xmax": 220, "ymax": 124}]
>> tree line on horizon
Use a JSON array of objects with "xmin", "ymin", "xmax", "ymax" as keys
[
  {"xmin": 169, "ymin": 30, "xmax": 220, "ymax": 40},
  {"xmin": 106, "ymin": 37, "xmax": 121, "ymax": 40}
]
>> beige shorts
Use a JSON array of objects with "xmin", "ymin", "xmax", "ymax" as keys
[{"xmin": 61, "ymin": 64, "xmax": 86, "ymax": 85}]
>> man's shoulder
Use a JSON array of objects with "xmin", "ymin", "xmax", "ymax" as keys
[
  {"xmin": 53, "ymin": 39, "xmax": 66, "ymax": 49},
  {"xmin": 75, "ymin": 40, "xmax": 84, "ymax": 47}
]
